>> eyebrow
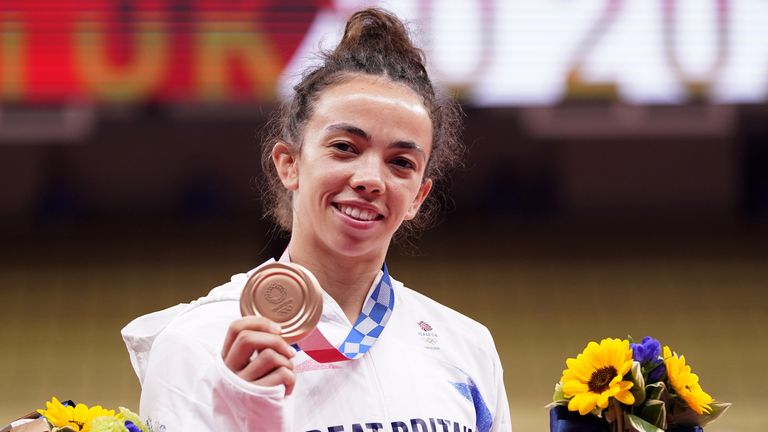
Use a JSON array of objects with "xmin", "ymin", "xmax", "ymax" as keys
[
  {"xmin": 327, "ymin": 123, "xmax": 370, "ymax": 140},
  {"xmin": 326, "ymin": 122, "xmax": 426, "ymax": 156}
]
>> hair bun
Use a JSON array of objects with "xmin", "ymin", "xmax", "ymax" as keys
[{"xmin": 331, "ymin": 8, "xmax": 428, "ymax": 81}]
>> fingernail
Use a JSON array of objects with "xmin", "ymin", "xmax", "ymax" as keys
[
  {"xmin": 288, "ymin": 345, "xmax": 297, "ymax": 357},
  {"xmin": 270, "ymin": 322, "xmax": 281, "ymax": 334}
]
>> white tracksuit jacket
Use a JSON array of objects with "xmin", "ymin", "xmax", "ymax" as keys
[{"xmin": 122, "ymin": 260, "xmax": 512, "ymax": 432}]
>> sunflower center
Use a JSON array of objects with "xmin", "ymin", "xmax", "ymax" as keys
[{"xmin": 588, "ymin": 366, "xmax": 618, "ymax": 393}]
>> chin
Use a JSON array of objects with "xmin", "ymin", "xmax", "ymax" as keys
[{"xmin": 325, "ymin": 234, "xmax": 390, "ymax": 259}]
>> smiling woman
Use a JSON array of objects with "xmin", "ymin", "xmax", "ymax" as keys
[
  {"xmin": 121, "ymin": 7, "xmax": 511, "ymax": 432},
  {"xmin": 273, "ymin": 75, "xmax": 435, "ymax": 270},
  {"xmin": 261, "ymin": 9, "xmax": 464, "ymax": 240}
]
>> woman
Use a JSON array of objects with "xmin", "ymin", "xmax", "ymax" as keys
[{"xmin": 123, "ymin": 8, "xmax": 511, "ymax": 432}]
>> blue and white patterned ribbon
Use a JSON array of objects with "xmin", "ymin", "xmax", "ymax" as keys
[{"xmin": 292, "ymin": 263, "xmax": 394, "ymax": 363}]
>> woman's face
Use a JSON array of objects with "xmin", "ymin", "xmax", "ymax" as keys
[{"xmin": 275, "ymin": 74, "xmax": 433, "ymax": 259}]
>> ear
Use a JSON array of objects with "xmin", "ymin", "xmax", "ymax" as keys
[
  {"xmin": 404, "ymin": 178, "xmax": 433, "ymax": 220},
  {"xmin": 272, "ymin": 141, "xmax": 299, "ymax": 191}
]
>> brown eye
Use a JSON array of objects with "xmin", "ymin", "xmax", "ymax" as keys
[
  {"xmin": 332, "ymin": 142, "xmax": 355, "ymax": 153},
  {"xmin": 391, "ymin": 158, "xmax": 415, "ymax": 169}
]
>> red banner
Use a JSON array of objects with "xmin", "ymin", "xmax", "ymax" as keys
[{"xmin": 0, "ymin": 0, "xmax": 328, "ymax": 103}]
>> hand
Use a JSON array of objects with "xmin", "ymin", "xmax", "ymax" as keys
[{"xmin": 221, "ymin": 316, "xmax": 297, "ymax": 395}]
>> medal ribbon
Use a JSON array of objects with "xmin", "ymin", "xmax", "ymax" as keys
[{"xmin": 294, "ymin": 264, "xmax": 394, "ymax": 363}]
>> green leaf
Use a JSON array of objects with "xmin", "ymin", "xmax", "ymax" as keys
[
  {"xmin": 626, "ymin": 413, "xmax": 665, "ymax": 432},
  {"xmin": 547, "ymin": 382, "xmax": 570, "ymax": 408},
  {"xmin": 629, "ymin": 361, "xmax": 646, "ymax": 406},
  {"xmin": 638, "ymin": 399, "xmax": 667, "ymax": 429},
  {"xmin": 697, "ymin": 402, "xmax": 732, "ymax": 427},
  {"xmin": 666, "ymin": 398, "xmax": 732, "ymax": 427},
  {"xmin": 118, "ymin": 406, "xmax": 150, "ymax": 432},
  {"xmin": 552, "ymin": 382, "xmax": 566, "ymax": 402},
  {"xmin": 644, "ymin": 382, "xmax": 666, "ymax": 401},
  {"xmin": 545, "ymin": 400, "xmax": 570, "ymax": 409}
]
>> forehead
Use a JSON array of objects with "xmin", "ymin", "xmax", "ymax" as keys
[
  {"xmin": 317, "ymin": 74, "xmax": 427, "ymax": 113},
  {"xmin": 308, "ymin": 74, "xmax": 433, "ymax": 144}
]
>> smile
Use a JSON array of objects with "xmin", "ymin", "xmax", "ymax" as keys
[{"xmin": 332, "ymin": 203, "xmax": 384, "ymax": 222}]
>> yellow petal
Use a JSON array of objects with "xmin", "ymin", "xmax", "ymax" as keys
[
  {"xmin": 566, "ymin": 358, "xmax": 593, "ymax": 382},
  {"xmin": 597, "ymin": 391, "xmax": 611, "ymax": 409},
  {"xmin": 615, "ymin": 389, "xmax": 635, "ymax": 405},
  {"xmin": 585, "ymin": 342, "xmax": 604, "ymax": 369},
  {"xmin": 609, "ymin": 374, "xmax": 623, "ymax": 387},
  {"xmin": 578, "ymin": 392, "xmax": 600, "ymax": 415},
  {"xmin": 562, "ymin": 380, "xmax": 589, "ymax": 396},
  {"xmin": 74, "ymin": 403, "xmax": 89, "ymax": 420},
  {"xmin": 608, "ymin": 340, "xmax": 623, "ymax": 368},
  {"xmin": 663, "ymin": 346, "xmax": 673, "ymax": 359},
  {"xmin": 595, "ymin": 341, "xmax": 608, "ymax": 366},
  {"xmin": 618, "ymin": 359, "xmax": 632, "ymax": 377},
  {"xmin": 568, "ymin": 396, "xmax": 581, "ymax": 413}
]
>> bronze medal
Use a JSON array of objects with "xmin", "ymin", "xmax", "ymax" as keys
[{"xmin": 240, "ymin": 262, "xmax": 323, "ymax": 343}]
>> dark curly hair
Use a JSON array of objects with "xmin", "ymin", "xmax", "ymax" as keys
[{"xmin": 260, "ymin": 8, "xmax": 464, "ymax": 240}]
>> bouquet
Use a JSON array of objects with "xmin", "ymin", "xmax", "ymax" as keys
[
  {"xmin": 2, "ymin": 398, "xmax": 150, "ymax": 432},
  {"xmin": 549, "ymin": 337, "xmax": 730, "ymax": 432}
]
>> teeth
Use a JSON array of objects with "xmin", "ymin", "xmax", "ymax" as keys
[
  {"xmin": 360, "ymin": 209, "xmax": 374, "ymax": 220},
  {"xmin": 337, "ymin": 204, "xmax": 378, "ymax": 221}
]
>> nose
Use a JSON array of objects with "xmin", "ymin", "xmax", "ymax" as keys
[{"xmin": 350, "ymin": 155, "xmax": 385, "ymax": 195}]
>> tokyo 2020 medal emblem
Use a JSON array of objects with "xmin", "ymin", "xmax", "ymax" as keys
[{"xmin": 240, "ymin": 262, "xmax": 323, "ymax": 343}]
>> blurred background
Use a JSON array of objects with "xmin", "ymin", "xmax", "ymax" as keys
[{"xmin": 1, "ymin": 1, "xmax": 766, "ymax": 430}]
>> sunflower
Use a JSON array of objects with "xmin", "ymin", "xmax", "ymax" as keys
[
  {"xmin": 560, "ymin": 338, "xmax": 636, "ymax": 415},
  {"xmin": 663, "ymin": 346, "xmax": 714, "ymax": 414},
  {"xmin": 37, "ymin": 397, "xmax": 116, "ymax": 432}
]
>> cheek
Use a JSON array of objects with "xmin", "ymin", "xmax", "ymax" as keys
[
  {"xmin": 314, "ymin": 165, "xmax": 347, "ymax": 187},
  {"xmin": 298, "ymin": 163, "xmax": 347, "ymax": 197},
  {"xmin": 395, "ymin": 182, "xmax": 422, "ymax": 212}
]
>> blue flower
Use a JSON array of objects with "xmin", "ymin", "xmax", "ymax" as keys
[
  {"xmin": 631, "ymin": 336, "xmax": 661, "ymax": 364},
  {"xmin": 124, "ymin": 420, "xmax": 142, "ymax": 432},
  {"xmin": 631, "ymin": 336, "xmax": 667, "ymax": 382},
  {"xmin": 648, "ymin": 362, "xmax": 667, "ymax": 382}
]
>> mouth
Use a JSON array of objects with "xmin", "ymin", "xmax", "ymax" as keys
[{"xmin": 332, "ymin": 203, "xmax": 384, "ymax": 222}]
